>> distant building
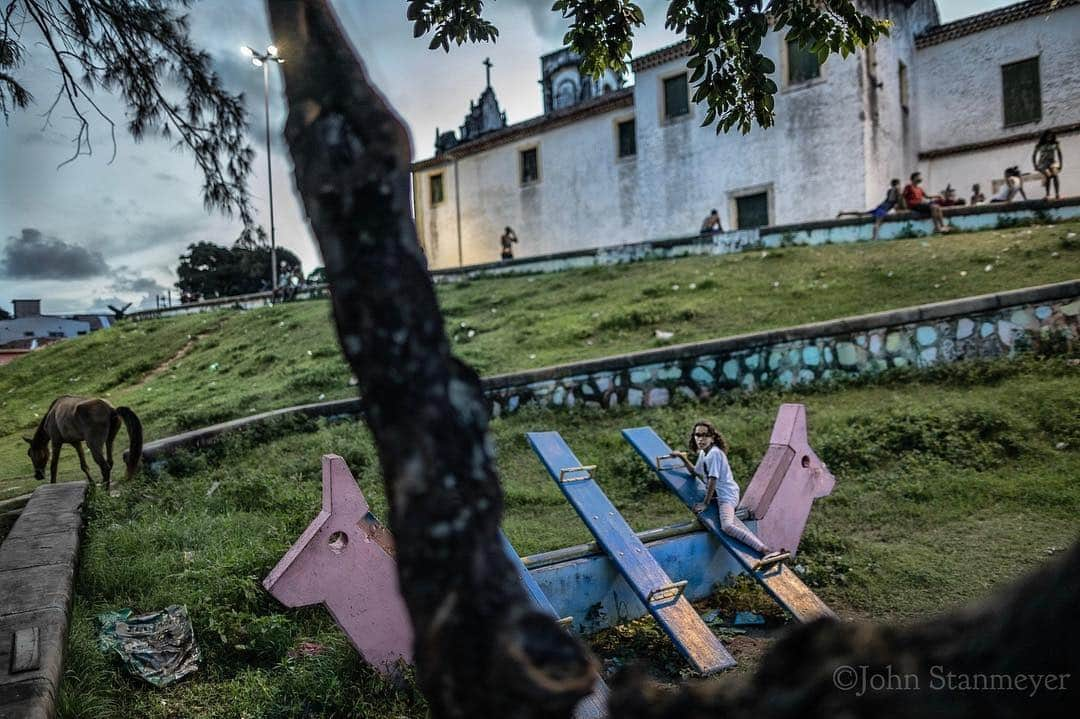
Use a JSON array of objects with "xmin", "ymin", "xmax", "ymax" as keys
[
  {"xmin": 0, "ymin": 299, "xmax": 110, "ymax": 348},
  {"xmin": 412, "ymin": 0, "xmax": 1080, "ymax": 268}
]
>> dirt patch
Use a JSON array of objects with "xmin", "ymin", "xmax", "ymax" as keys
[{"xmin": 132, "ymin": 335, "xmax": 199, "ymax": 387}]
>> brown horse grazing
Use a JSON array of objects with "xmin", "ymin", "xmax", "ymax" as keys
[{"xmin": 24, "ymin": 396, "xmax": 143, "ymax": 490}]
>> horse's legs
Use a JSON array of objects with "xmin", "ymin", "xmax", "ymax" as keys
[
  {"xmin": 106, "ymin": 415, "xmax": 120, "ymax": 470},
  {"xmin": 88, "ymin": 441, "xmax": 112, "ymax": 491},
  {"xmin": 74, "ymin": 442, "xmax": 94, "ymax": 482},
  {"xmin": 49, "ymin": 439, "xmax": 62, "ymax": 483}
]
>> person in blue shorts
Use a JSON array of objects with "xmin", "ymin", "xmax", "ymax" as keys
[{"xmin": 837, "ymin": 178, "xmax": 900, "ymax": 241}]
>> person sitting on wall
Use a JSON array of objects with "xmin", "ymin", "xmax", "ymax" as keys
[
  {"xmin": 970, "ymin": 183, "xmax": 986, "ymax": 205},
  {"xmin": 836, "ymin": 178, "xmax": 901, "ymax": 242},
  {"xmin": 699, "ymin": 209, "xmax": 723, "ymax": 234},
  {"xmin": 937, "ymin": 184, "xmax": 965, "ymax": 207},
  {"xmin": 500, "ymin": 226, "xmax": 518, "ymax": 261},
  {"xmin": 1033, "ymin": 130, "xmax": 1063, "ymax": 200},
  {"xmin": 989, "ymin": 166, "xmax": 1028, "ymax": 203},
  {"xmin": 901, "ymin": 172, "xmax": 951, "ymax": 233}
]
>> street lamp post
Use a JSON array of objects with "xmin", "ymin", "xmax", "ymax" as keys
[{"xmin": 241, "ymin": 44, "xmax": 284, "ymax": 299}]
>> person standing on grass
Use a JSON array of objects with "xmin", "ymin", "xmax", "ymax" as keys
[
  {"xmin": 687, "ymin": 420, "xmax": 786, "ymax": 564},
  {"xmin": 1033, "ymin": 130, "xmax": 1063, "ymax": 200},
  {"xmin": 901, "ymin": 172, "xmax": 951, "ymax": 234}
]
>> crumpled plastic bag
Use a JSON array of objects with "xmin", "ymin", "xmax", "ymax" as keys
[{"xmin": 97, "ymin": 605, "xmax": 200, "ymax": 686}]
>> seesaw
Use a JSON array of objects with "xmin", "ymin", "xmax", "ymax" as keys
[
  {"xmin": 262, "ymin": 454, "xmax": 608, "ymax": 719},
  {"xmin": 263, "ymin": 404, "xmax": 834, "ymax": 689},
  {"xmin": 622, "ymin": 404, "xmax": 836, "ymax": 622},
  {"xmin": 527, "ymin": 431, "xmax": 736, "ymax": 674}
]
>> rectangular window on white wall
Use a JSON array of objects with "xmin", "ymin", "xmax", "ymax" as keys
[
  {"xmin": 786, "ymin": 38, "xmax": 821, "ymax": 86},
  {"xmin": 429, "ymin": 173, "xmax": 444, "ymax": 206},
  {"xmin": 616, "ymin": 118, "xmax": 636, "ymax": 158},
  {"xmin": 662, "ymin": 73, "xmax": 689, "ymax": 120},
  {"xmin": 520, "ymin": 147, "xmax": 540, "ymax": 185},
  {"xmin": 1001, "ymin": 57, "xmax": 1041, "ymax": 127},
  {"xmin": 735, "ymin": 192, "xmax": 770, "ymax": 229}
]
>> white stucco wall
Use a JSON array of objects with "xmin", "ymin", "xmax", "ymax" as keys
[
  {"xmin": 412, "ymin": 1, "xmax": 1080, "ymax": 270},
  {"xmin": 0, "ymin": 317, "xmax": 90, "ymax": 344},
  {"xmin": 415, "ymin": 104, "xmax": 640, "ymax": 268},
  {"xmin": 632, "ymin": 32, "xmax": 872, "ymax": 235},
  {"xmin": 913, "ymin": 4, "xmax": 1080, "ymax": 196}
]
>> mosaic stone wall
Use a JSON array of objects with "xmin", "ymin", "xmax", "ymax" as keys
[{"xmin": 485, "ymin": 293, "xmax": 1079, "ymax": 417}]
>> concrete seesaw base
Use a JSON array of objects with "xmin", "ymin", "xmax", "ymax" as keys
[{"xmin": 0, "ymin": 482, "xmax": 88, "ymax": 719}]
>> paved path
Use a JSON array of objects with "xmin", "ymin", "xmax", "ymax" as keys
[{"xmin": 0, "ymin": 482, "xmax": 87, "ymax": 719}]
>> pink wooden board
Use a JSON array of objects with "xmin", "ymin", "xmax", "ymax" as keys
[{"xmin": 262, "ymin": 454, "xmax": 413, "ymax": 672}]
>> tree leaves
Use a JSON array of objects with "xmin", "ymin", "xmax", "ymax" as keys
[
  {"xmin": 409, "ymin": 0, "xmax": 889, "ymax": 137},
  {"xmin": 1, "ymin": 0, "xmax": 255, "ymax": 224}
]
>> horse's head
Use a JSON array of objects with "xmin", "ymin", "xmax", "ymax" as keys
[{"xmin": 24, "ymin": 436, "xmax": 47, "ymax": 481}]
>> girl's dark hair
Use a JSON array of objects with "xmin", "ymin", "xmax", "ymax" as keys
[
  {"xmin": 689, "ymin": 420, "xmax": 729, "ymax": 455},
  {"xmin": 1039, "ymin": 130, "xmax": 1055, "ymax": 145}
]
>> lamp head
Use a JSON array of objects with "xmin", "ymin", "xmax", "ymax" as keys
[{"xmin": 241, "ymin": 45, "xmax": 255, "ymax": 58}]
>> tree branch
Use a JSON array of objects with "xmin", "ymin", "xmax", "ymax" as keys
[{"xmin": 264, "ymin": 1, "xmax": 596, "ymax": 717}]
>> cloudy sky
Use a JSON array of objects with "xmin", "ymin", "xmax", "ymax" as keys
[{"xmin": 1, "ymin": 0, "xmax": 1014, "ymax": 314}]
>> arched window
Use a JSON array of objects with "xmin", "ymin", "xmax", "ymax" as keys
[{"xmin": 555, "ymin": 78, "xmax": 578, "ymax": 109}]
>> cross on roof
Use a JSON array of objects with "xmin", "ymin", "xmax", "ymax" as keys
[{"xmin": 483, "ymin": 57, "xmax": 493, "ymax": 88}]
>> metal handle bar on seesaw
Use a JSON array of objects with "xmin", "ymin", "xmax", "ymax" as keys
[
  {"xmin": 559, "ymin": 465, "xmax": 597, "ymax": 483},
  {"xmin": 646, "ymin": 580, "xmax": 689, "ymax": 604}
]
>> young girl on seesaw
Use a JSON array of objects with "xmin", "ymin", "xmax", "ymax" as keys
[{"xmin": 683, "ymin": 420, "xmax": 788, "ymax": 569}]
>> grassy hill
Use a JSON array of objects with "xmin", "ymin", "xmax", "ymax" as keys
[
  {"xmin": 0, "ymin": 219, "xmax": 1075, "ymax": 717},
  {"xmin": 57, "ymin": 354, "xmax": 1080, "ymax": 718},
  {"xmin": 2, "ymin": 219, "xmax": 1077, "ymax": 498}
]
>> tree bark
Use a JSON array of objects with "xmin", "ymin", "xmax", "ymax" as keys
[
  {"xmin": 264, "ymin": 2, "xmax": 595, "ymax": 717},
  {"xmin": 264, "ymin": 2, "xmax": 1078, "ymax": 717}
]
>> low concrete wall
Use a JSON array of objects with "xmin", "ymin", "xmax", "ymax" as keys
[
  {"xmin": 484, "ymin": 281, "xmax": 1079, "ymax": 415},
  {"xmin": 136, "ymin": 281, "xmax": 1079, "ymax": 462},
  {"xmin": 0, "ymin": 482, "xmax": 87, "ymax": 718},
  {"xmin": 432, "ymin": 197, "xmax": 1080, "ymax": 283}
]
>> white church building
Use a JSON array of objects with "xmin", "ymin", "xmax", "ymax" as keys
[{"xmin": 411, "ymin": 0, "xmax": 1080, "ymax": 269}]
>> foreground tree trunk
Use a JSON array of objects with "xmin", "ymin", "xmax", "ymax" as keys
[
  {"xmin": 266, "ymin": 2, "xmax": 1077, "ymax": 716},
  {"xmin": 265, "ymin": 2, "xmax": 596, "ymax": 717}
]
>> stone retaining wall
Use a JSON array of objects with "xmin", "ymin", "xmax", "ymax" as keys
[
  {"xmin": 432, "ymin": 197, "xmax": 1080, "ymax": 283},
  {"xmin": 0, "ymin": 482, "xmax": 87, "ymax": 718},
  {"xmin": 136, "ymin": 281, "xmax": 1078, "ymax": 462},
  {"xmin": 482, "ymin": 281, "xmax": 1079, "ymax": 416}
]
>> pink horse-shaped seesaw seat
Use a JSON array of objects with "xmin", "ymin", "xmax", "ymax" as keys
[
  {"xmin": 737, "ymin": 403, "xmax": 836, "ymax": 557},
  {"xmin": 262, "ymin": 454, "xmax": 413, "ymax": 672}
]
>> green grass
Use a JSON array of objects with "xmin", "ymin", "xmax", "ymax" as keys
[
  {"xmin": 56, "ymin": 354, "xmax": 1080, "ymax": 717},
  {"xmin": 2, "ymin": 219, "xmax": 1078, "ymax": 499}
]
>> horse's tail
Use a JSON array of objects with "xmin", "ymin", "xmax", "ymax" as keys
[{"xmin": 116, "ymin": 406, "xmax": 143, "ymax": 480}]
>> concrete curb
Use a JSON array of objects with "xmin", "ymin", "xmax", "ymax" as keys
[
  {"xmin": 0, "ymin": 481, "xmax": 88, "ymax": 719},
  {"xmin": 134, "ymin": 279, "xmax": 1078, "ymax": 464}
]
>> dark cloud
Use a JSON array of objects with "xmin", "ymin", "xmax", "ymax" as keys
[
  {"xmin": 111, "ymin": 274, "xmax": 169, "ymax": 294},
  {"xmin": 153, "ymin": 172, "xmax": 181, "ymax": 183},
  {"xmin": 1, "ymin": 228, "xmax": 110, "ymax": 278}
]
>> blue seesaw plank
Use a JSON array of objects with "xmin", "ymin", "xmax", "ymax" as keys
[
  {"xmin": 500, "ymin": 532, "xmax": 609, "ymax": 719},
  {"xmin": 621, "ymin": 427, "xmax": 835, "ymax": 622},
  {"xmin": 527, "ymin": 431, "xmax": 736, "ymax": 674}
]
